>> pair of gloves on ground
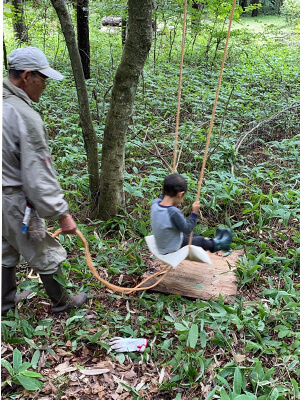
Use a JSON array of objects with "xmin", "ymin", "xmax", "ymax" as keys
[{"xmin": 28, "ymin": 211, "xmax": 77, "ymax": 244}]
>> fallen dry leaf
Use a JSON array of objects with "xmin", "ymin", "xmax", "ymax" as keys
[
  {"xmin": 80, "ymin": 368, "xmax": 110, "ymax": 375},
  {"xmin": 135, "ymin": 380, "xmax": 146, "ymax": 391},
  {"xmin": 233, "ymin": 354, "xmax": 246, "ymax": 363},
  {"xmin": 158, "ymin": 367, "xmax": 165, "ymax": 384},
  {"xmin": 123, "ymin": 368, "xmax": 137, "ymax": 380},
  {"xmin": 55, "ymin": 361, "xmax": 69, "ymax": 371}
]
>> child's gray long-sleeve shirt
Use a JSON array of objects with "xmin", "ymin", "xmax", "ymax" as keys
[{"xmin": 150, "ymin": 198, "xmax": 198, "ymax": 254}]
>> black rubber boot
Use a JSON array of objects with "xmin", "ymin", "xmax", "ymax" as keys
[
  {"xmin": 2, "ymin": 267, "xmax": 31, "ymax": 315},
  {"xmin": 215, "ymin": 227, "xmax": 225, "ymax": 240},
  {"xmin": 39, "ymin": 266, "xmax": 87, "ymax": 313},
  {"xmin": 213, "ymin": 228, "xmax": 233, "ymax": 252}
]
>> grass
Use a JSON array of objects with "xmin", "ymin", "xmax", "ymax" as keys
[
  {"xmin": 234, "ymin": 15, "xmax": 293, "ymax": 32},
  {"xmin": 2, "ymin": 6, "xmax": 300, "ymax": 400}
]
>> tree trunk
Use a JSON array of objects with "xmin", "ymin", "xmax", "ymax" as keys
[
  {"xmin": 50, "ymin": 0, "xmax": 100, "ymax": 204},
  {"xmin": 95, "ymin": 0, "xmax": 153, "ymax": 220},
  {"xmin": 77, "ymin": 0, "xmax": 90, "ymax": 79},
  {"xmin": 239, "ymin": 0, "xmax": 247, "ymax": 11},
  {"xmin": 12, "ymin": 0, "xmax": 28, "ymax": 43},
  {"xmin": 3, "ymin": 35, "xmax": 8, "ymax": 71},
  {"xmin": 251, "ymin": 0, "xmax": 259, "ymax": 16}
]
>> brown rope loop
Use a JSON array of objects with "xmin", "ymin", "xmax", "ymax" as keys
[{"xmin": 52, "ymin": 229, "xmax": 172, "ymax": 294}]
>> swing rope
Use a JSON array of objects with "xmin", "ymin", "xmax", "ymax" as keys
[
  {"xmin": 185, "ymin": 0, "xmax": 237, "ymax": 246},
  {"xmin": 53, "ymin": 0, "xmax": 236, "ymax": 295},
  {"xmin": 53, "ymin": 228, "xmax": 172, "ymax": 294},
  {"xmin": 173, "ymin": 0, "xmax": 188, "ymax": 173},
  {"xmin": 194, "ymin": 0, "xmax": 236, "ymax": 201}
]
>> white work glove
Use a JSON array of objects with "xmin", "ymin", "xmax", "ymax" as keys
[{"xmin": 109, "ymin": 337, "xmax": 148, "ymax": 353}]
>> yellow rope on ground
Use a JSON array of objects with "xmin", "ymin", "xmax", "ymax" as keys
[{"xmin": 53, "ymin": 228, "xmax": 172, "ymax": 294}]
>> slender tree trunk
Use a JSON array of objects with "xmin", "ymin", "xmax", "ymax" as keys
[
  {"xmin": 240, "ymin": 0, "xmax": 247, "ymax": 11},
  {"xmin": 50, "ymin": 0, "xmax": 100, "ymax": 203},
  {"xmin": 95, "ymin": 0, "xmax": 153, "ymax": 220},
  {"xmin": 77, "ymin": 0, "xmax": 90, "ymax": 79},
  {"xmin": 12, "ymin": 0, "xmax": 28, "ymax": 43},
  {"xmin": 3, "ymin": 35, "xmax": 8, "ymax": 71},
  {"xmin": 251, "ymin": 0, "xmax": 259, "ymax": 16}
]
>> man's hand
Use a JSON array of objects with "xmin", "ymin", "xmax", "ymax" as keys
[
  {"xmin": 192, "ymin": 200, "xmax": 200, "ymax": 215},
  {"xmin": 59, "ymin": 214, "xmax": 77, "ymax": 234}
]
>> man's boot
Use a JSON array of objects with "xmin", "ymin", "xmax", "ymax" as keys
[
  {"xmin": 39, "ymin": 266, "xmax": 87, "ymax": 313},
  {"xmin": 2, "ymin": 267, "xmax": 31, "ymax": 315},
  {"xmin": 213, "ymin": 228, "xmax": 233, "ymax": 252}
]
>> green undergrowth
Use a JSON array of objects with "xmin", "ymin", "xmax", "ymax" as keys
[{"xmin": 2, "ymin": 6, "xmax": 300, "ymax": 399}]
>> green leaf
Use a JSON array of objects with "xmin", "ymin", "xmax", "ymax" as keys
[
  {"xmin": 291, "ymin": 378, "xmax": 299, "ymax": 397},
  {"xmin": 116, "ymin": 353, "xmax": 125, "ymax": 364},
  {"xmin": 66, "ymin": 314, "xmax": 85, "ymax": 327},
  {"xmin": 90, "ymin": 329, "xmax": 108, "ymax": 343},
  {"xmin": 216, "ymin": 374, "xmax": 231, "ymax": 390},
  {"xmin": 21, "ymin": 320, "xmax": 35, "ymax": 338},
  {"xmin": 24, "ymin": 337, "xmax": 40, "ymax": 350},
  {"xmin": 269, "ymin": 388, "xmax": 279, "ymax": 400},
  {"xmin": 174, "ymin": 322, "xmax": 188, "ymax": 332},
  {"xmin": 233, "ymin": 366, "xmax": 242, "ymax": 394},
  {"xmin": 31, "ymin": 350, "xmax": 40, "ymax": 370},
  {"xmin": 15, "ymin": 375, "xmax": 43, "ymax": 391},
  {"xmin": 21, "ymin": 370, "xmax": 44, "ymax": 378},
  {"xmin": 18, "ymin": 362, "xmax": 32, "ymax": 373},
  {"xmin": 220, "ymin": 388, "xmax": 230, "ymax": 400},
  {"xmin": 1, "ymin": 359, "xmax": 13, "ymax": 375},
  {"xmin": 204, "ymin": 387, "xmax": 217, "ymax": 400},
  {"xmin": 200, "ymin": 331, "xmax": 207, "ymax": 348},
  {"xmin": 187, "ymin": 324, "xmax": 199, "ymax": 349},
  {"xmin": 1, "ymin": 323, "xmax": 9, "ymax": 342},
  {"xmin": 13, "ymin": 348, "xmax": 23, "ymax": 374}
]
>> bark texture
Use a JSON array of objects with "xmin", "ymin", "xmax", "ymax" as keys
[
  {"xmin": 96, "ymin": 0, "xmax": 153, "ymax": 220},
  {"xmin": 12, "ymin": 0, "xmax": 28, "ymax": 43},
  {"xmin": 77, "ymin": 0, "xmax": 90, "ymax": 79},
  {"xmin": 50, "ymin": 0, "xmax": 100, "ymax": 202},
  {"xmin": 3, "ymin": 35, "xmax": 8, "ymax": 71}
]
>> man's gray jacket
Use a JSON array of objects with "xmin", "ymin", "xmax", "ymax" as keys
[
  {"xmin": 2, "ymin": 77, "xmax": 67, "ymax": 273},
  {"xmin": 2, "ymin": 77, "xmax": 68, "ymax": 219}
]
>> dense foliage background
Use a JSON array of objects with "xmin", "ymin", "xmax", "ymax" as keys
[{"xmin": 2, "ymin": 0, "xmax": 300, "ymax": 399}]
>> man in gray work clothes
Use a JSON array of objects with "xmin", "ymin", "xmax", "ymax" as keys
[{"xmin": 2, "ymin": 46, "xmax": 87, "ymax": 315}]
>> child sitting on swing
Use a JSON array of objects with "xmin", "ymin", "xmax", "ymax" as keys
[{"xmin": 151, "ymin": 173, "xmax": 233, "ymax": 255}]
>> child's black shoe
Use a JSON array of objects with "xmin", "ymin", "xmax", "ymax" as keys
[
  {"xmin": 213, "ymin": 228, "xmax": 232, "ymax": 252},
  {"xmin": 215, "ymin": 227, "xmax": 224, "ymax": 240}
]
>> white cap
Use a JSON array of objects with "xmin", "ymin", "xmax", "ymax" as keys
[{"xmin": 8, "ymin": 47, "xmax": 64, "ymax": 81}]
